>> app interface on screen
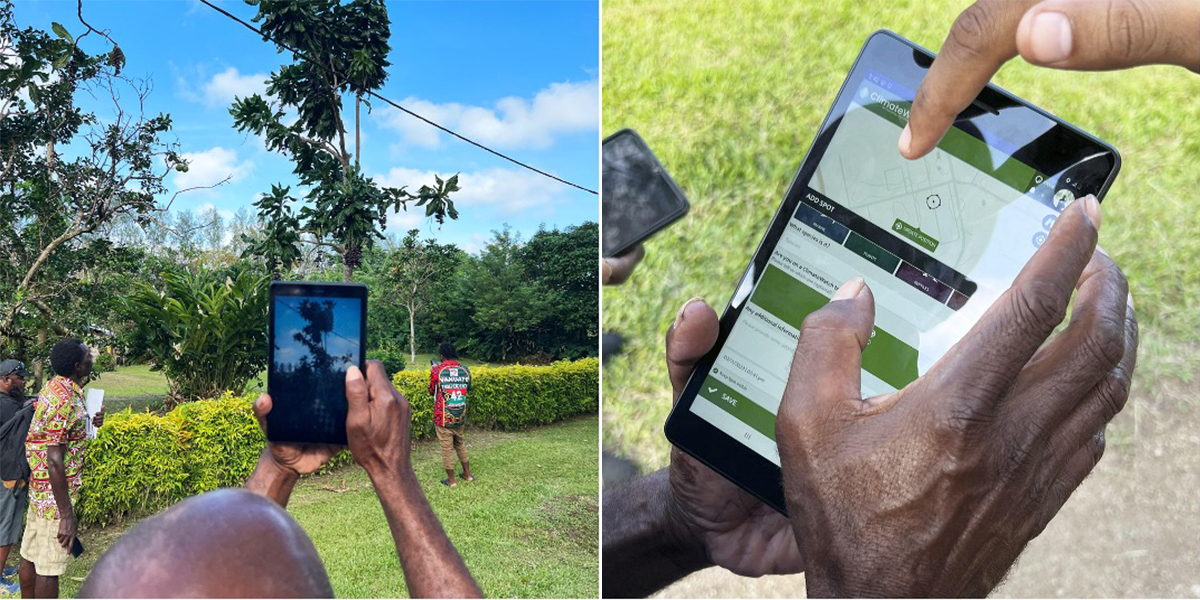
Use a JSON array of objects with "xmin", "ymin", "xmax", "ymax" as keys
[
  {"xmin": 273, "ymin": 295, "xmax": 362, "ymax": 436},
  {"xmin": 691, "ymin": 70, "xmax": 1076, "ymax": 464}
]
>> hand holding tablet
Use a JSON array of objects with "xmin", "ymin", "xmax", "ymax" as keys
[
  {"xmin": 777, "ymin": 198, "xmax": 1137, "ymax": 597},
  {"xmin": 665, "ymin": 30, "xmax": 1122, "ymax": 512}
]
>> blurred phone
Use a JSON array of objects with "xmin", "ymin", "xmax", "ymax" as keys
[
  {"xmin": 602, "ymin": 128, "xmax": 689, "ymax": 258},
  {"xmin": 267, "ymin": 282, "xmax": 367, "ymax": 445},
  {"xmin": 70, "ymin": 537, "xmax": 84, "ymax": 558}
]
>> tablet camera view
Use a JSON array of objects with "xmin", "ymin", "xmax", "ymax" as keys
[{"xmin": 272, "ymin": 295, "xmax": 363, "ymax": 437}]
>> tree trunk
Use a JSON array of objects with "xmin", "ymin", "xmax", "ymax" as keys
[
  {"xmin": 408, "ymin": 304, "xmax": 417, "ymax": 364},
  {"xmin": 343, "ymin": 261, "xmax": 353, "ymax": 282},
  {"xmin": 35, "ymin": 328, "xmax": 46, "ymax": 391},
  {"xmin": 355, "ymin": 94, "xmax": 361, "ymax": 167}
]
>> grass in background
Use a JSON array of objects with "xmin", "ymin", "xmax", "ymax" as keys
[
  {"xmin": 40, "ymin": 415, "xmax": 598, "ymax": 598},
  {"xmin": 403, "ymin": 353, "xmax": 500, "ymax": 371},
  {"xmin": 602, "ymin": 0, "xmax": 1199, "ymax": 470},
  {"xmin": 89, "ymin": 365, "xmax": 169, "ymax": 413}
]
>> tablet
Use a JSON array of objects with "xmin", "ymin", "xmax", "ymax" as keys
[
  {"xmin": 664, "ymin": 30, "xmax": 1120, "ymax": 513},
  {"xmin": 602, "ymin": 128, "xmax": 690, "ymax": 258},
  {"xmin": 268, "ymin": 281, "xmax": 368, "ymax": 445}
]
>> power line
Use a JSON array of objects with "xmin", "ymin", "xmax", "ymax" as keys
[{"xmin": 198, "ymin": 0, "xmax": 598, "ymax": 196}]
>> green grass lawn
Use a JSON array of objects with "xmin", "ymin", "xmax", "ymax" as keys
[
  {"xmin": 88, "ymin": 365, "xmax": 170, "ymax": 413},
  {"xmin": 602, "ymin": 0, "xmax": 1200, "ymax": 470},
  {"xmin": 403, "ymin": 353, "xmax": 500, "ymax": 371},
  {"xmin": 32, "ymin": 414, "xmax": 598, "ymax": 598}
]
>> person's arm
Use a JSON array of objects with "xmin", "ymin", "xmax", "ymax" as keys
[
  {"xmin": 244, "ymin": 394, "xmax": 338, "ymax": 508},
  {"xmin": 902, "ymin": 0, "xmax": 1199, "ymax": 159},
  {"xmin": 47, "ymin": 444, "xmax": 77, "ymax": 549},
  {"xmin": 244, "ymin": 451, "xmax": 300, "ymax": 508},
  {"xmin": 602, "ymin": 470, "xmax": 710, "ymax": 597},
  {"xmin": 347, "ymin": 362, "xmax": 481, "ymax": 598},
  {"xmin": 603, "ymin": 299, "xmax": 802, "ymax": 598},
  {"xmin": 776, "ymin": 198, "xmax": 1138, "ymax": 596}
]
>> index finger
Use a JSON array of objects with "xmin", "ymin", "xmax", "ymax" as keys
[
  {"xmin": 902, "ymin": 0, "xmax": 1033, "ymax": 159},
  {"xmin": 935, "ymin": 196, "xmax": 1100, "ymax": 402}
]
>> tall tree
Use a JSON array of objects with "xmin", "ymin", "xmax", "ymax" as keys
[
  {"xmin": 521, "ymin": 222, "xmax": 599, "ymax": 360},
  {"xmin": 384, "ymin": 230, "xmax": 461, "ymax": 362},
  {"xmin": 459, "ymin": 228, "xmax": 546, "ymax": 362},
  {"xmin": 230, "ymin": 0, "xmax": 460, "ymax": 281},
  {"xmin": 0, "ymin": 1, "xmax": 209, "ymax": 371}
]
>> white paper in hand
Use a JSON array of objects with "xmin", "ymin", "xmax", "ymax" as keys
[{"xmin": 85, "ymin": 388, "xmax": 104, "ymax": 439}]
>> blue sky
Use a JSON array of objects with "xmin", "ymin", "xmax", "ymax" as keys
[
  {"xmin": 274, "ymin": 296, "xmax": 362, "ymax": 369},
  {"xmin": 14, "ymin": 0, "xmax": 599, "ymax": 253}
]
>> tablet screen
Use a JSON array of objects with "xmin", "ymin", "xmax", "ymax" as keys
[
  {"xmin": 688, "ymin": 67, "xmax": 1097, "ymax": 465},
  {"xmin": 270, "ymin": 288, "xmax": 365, "ymax": 444}
]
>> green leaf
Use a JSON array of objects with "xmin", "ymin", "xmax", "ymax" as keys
[{"xmin": 51, "ymin": 22, "xmax": 74, "ymax": 43}]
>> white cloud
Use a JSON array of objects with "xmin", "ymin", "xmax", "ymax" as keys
[
  {"xmin": 387, "ymin": 210, "xmax": 424, "ymax": 232},
  {"xmin": 172, "ymin": 147, "xmax": 253, "ymax": 196},
  {"xmin": 378, "ymin": 80, "xmax": 598, "ymax": 150},
  {"xmin": 201, "ymin": 67, "xmax": 269, "ymax": 107},
  {"xmin": 462, "ymin": 234, "xmax": 489, "ymax": 255},
  {"xmin": 375, "ymin": 167, "xmax": 564, "ymax": 215}
]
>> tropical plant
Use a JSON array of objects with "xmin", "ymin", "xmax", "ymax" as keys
[
  {"xmin": 119, "ymin": 268, "xmax": 269, "ymax": 403},
  {"xmin": 230, "ymin": 0, "xmax": 460, "ymax": 281}
]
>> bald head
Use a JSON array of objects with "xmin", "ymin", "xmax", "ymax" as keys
[{"xmin": 80, "ymin": 489, "xmax": 332, "ymax": 598}]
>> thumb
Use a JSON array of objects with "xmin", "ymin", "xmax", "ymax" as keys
[
  {"xmin": 778, "ymin": 277, "xmax": 876, "ymax": 429},
  {"xmin": 253, "ymin": 393, "xmax": 272, "ymax": 434},
  {"xmin": 1016, "ymin": 0, "xmax": 1200, "ymax": 71},
  {"xmin": 345, "ymin": 365, "xmax": 368, "ymax": 423}
]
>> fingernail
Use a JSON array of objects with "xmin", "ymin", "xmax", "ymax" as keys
[
  {"xmin": 1029, "ymin": 11, "xmax": 1072, "ymax": 63},
  {"xmin": 832, "ymin": 277, "xmax": 865, "ymax": 301},
  {"xmin": 674, "ymin": 297, "xmax": 704, "ymax": 329},
  {"xmin": 1082, "ymin": 195, "xmax": 1101, "ymax": 230},
  {"xmin": 1126, "ymin": 291, "xmax": 1135, "ymax": 311},
  {"xmin": 898, "ymin": 124, "xmax": 912, "ymax": 156},
  {"xmin": 347, "ymin": 365, "xmax": 363, "ymax": 382}
]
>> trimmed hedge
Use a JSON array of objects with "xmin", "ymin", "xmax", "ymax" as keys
[
  {"xmin": 77, "ymin": 358, "xmax": 597, "ymax": 525},
  {"xmin": 395, "ymin": 358, "xmax": 600, "ymax": 439}
]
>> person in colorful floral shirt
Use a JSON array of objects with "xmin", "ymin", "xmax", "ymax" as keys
[{"xmin": 19, "ymin": 338, "xmax": 103, "ymax": 599}]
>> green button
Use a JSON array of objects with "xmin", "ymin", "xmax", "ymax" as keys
[
  {"xmin": 845, "ymin": 231, "xmax": 901, "ymax": 274},
  {"xmin": 699, "ymin": 375, "xmax": 777, "ymax": 441},
  {"xmin": 750, "ymin": 265, "xmax": 829, "ymax": 331},
  {"xmin": 892, "ymin": 218, "xmax": 939, "ymax": 252},
  {"xmin": 860, "ymin": 326, "xmax": 920, "ymax": 389},
  {"xmin": 751, "ymin": 264, "xmax": 920, "ymax": 391}
]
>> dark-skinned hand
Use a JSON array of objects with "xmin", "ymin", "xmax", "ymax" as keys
[
  {"xmin": 344, "ymin": 361, "xmax": 413, "ymax": 478},
  {"xmin": 253, "ymin": 393, "xmax": 339, "ymax": 477},
  {"xmin": 776, "ymin": 196, "xmax": 1138, "ymax": 597},
  {"xmin": 57, "ymin": 512, "xmax": 77, "ymax": 549},
  {"xmin": 602, "ymin": 243, "xmax": 645, "ymax": 285},
  {"xmin": 663, "ymin": 298, "xmax": 804, "ymax": 577},
  {"xmin": 901, "ymin": 0, "xmax": 1199, "ymax": 159}
]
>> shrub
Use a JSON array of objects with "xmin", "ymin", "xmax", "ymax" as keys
[
  {"xmin": 76, "ymin": 359, "xmax": 598, "ymax": 524},
  {"xmin": 366, "ymin": 346, "xmax": 407, "ymax": 374},
  {"xmin": 78, "ymin": 411, "xmax": 190, "ymax": 526},
  {"xmin": 394, "ymin": 358, "xmax": 598, "ymax": 438},
  {"xmin": 171, "ymin": 394, "xmax": 265, "ymax": 493},
  {"xmin": 120, "ymin": 268, "xmax": 269, "ymax": 402},
  {"xmin": 93, "ymin": 351, "xmax": 117, "ymax": 373}
]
